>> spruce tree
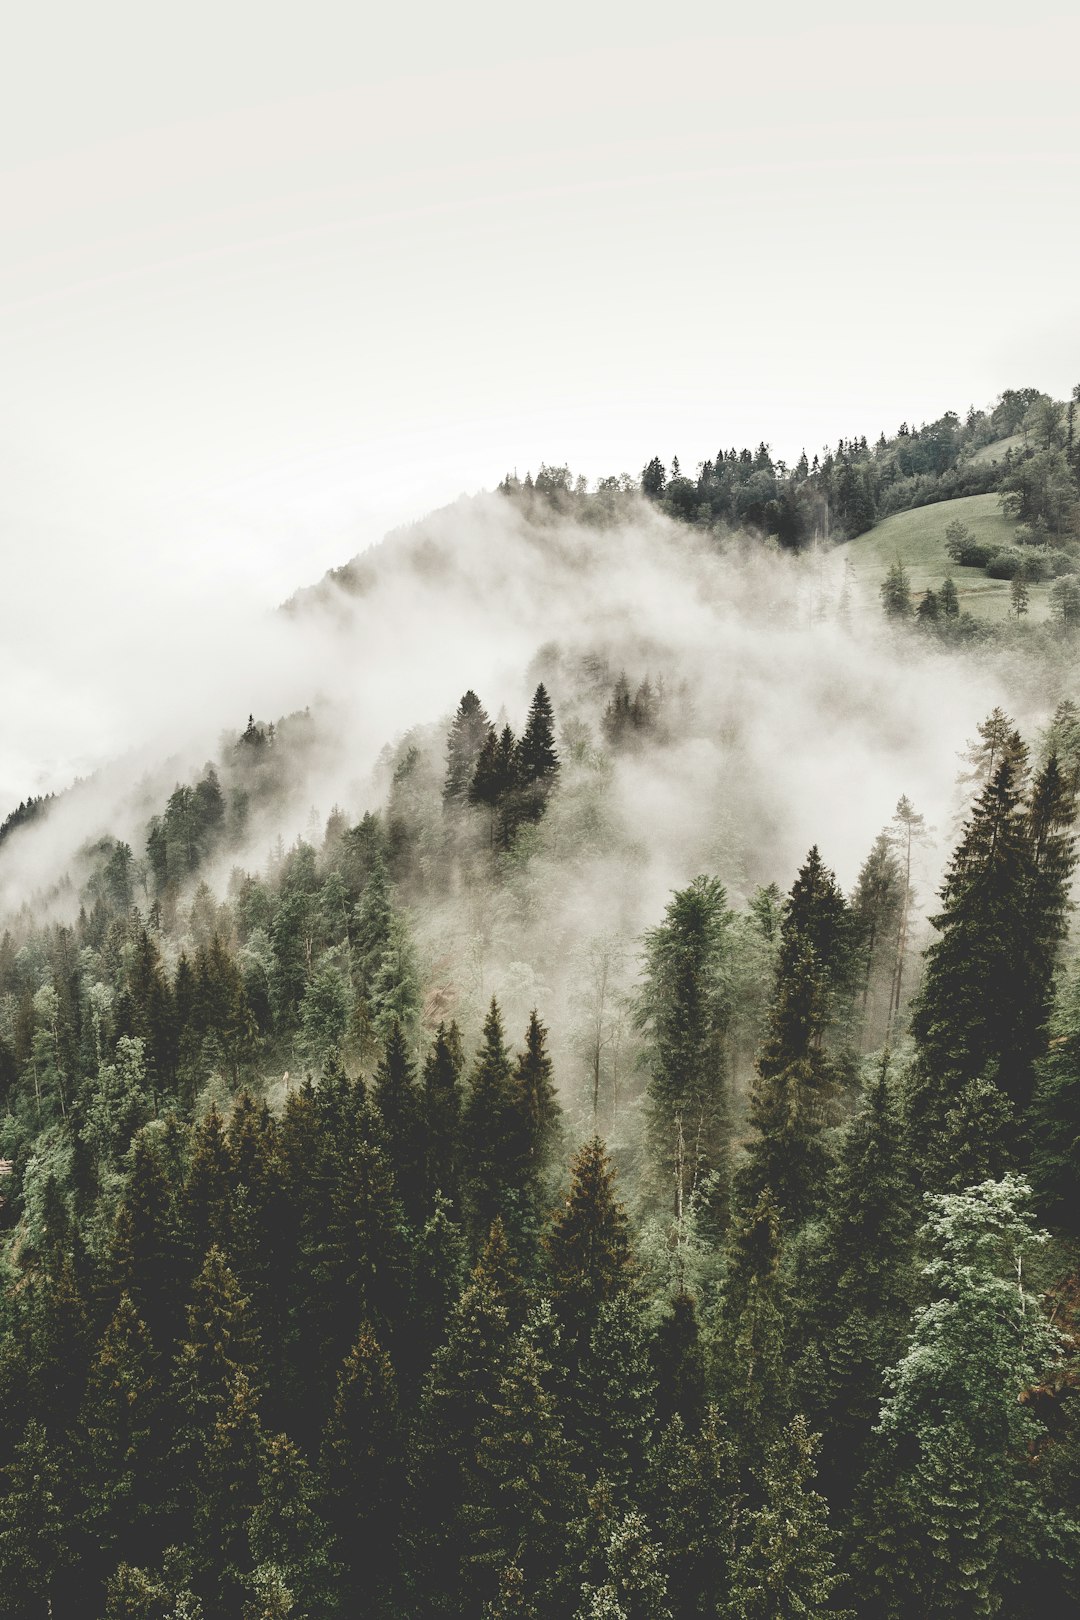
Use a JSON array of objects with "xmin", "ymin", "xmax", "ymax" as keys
[
  {"xmin": 0, "ymin": 1419, "xmax": 74, "ymax": 1619},
  {"xmin": 410, "ymin": 1230, "xmax": 520, "ymax": 1617},
  {"xmin": 78, "ymin": 1294, "xmax": 160, "ymax": 1569},
  {"xmin": 907, "ymin": 742, "xmax": 1073, "ymax": 1157},
  {"xmin": 644, "ymin": 1406, "xmax": 740, "ymax": 1620},
  {"xmin": 516, "ymin": 684, "xmax": 560, "ymax": 821},
  {"xmin": 544, "ymin": 1137, "xmax": 634, "ymax": 1364},
  {"xmin": 1031, "ymin": 962, "xmax": 1080, "ymax": 1231},
  {"xmin": 319, "ymin": 1324, "xmax": 404, "ymax": 1616},
  {"xmin": 716, "ymin": 1190, "xmax": 789, "ymax": 1464},
  {"xmin": 445, "ymin": 690, "xmax": 493, "ymax": 806},
  {"xmin": 724, "ymin": 1416, "xmax": 849, "ymax": 1620},
  {"xmin": 852, "ymin": 1176, "xmax": 1071, "ymax": 1618},
  {"xmin": 462, "ymin": 999, "xmax": 523, "ymax": 1251},
  {"xmin": 792, "ymin": 1057, "xmax": 916, "ymax": 1502},
  {"xmin": 637, "ymin": 876, "xmax": 733, "ymax": 1225},
  {"xmin": 371, "ymin": 1020, "xmax": 424, "ymax": 1221},
  {"xmin": 423, "ymin": 1021, "xmax": 465, "ymax": 1213},
  {"xmin": 736, "ymin": 848, "xmax": 853, "ymax": 1226}
]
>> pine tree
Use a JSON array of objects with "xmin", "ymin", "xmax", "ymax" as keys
[
  {"xmin": 192, "ymin": 1369, "xmax": 263, "ymax": 1616},
  {"xmin": 715, "ymin": 1191, "xmax": 789, "ymax": 1463},
  {"xmin": 852, "ymin": 1177, "xmax": 1070, "ymax": 1618},
  {"xmin": 576, "ymin": 1510, "xmax": 672, "ymax": 1620},
  {"xmin": 736, "ymin": 848, "xmax": 853, "ymax": 1226},
  {"xmin": 577, "ymin": 1292, "xmax": 658, "ymax": 1494},
  {"xmin": 410, "ymin": 1231, "xmax": 520, "ymax": 1617},
  {"xmin": 652, "ymin": 1290, "xmax": 707, "ymax": 1433},
  {"xmin": 0, "ymin": 1419, "xmax": 74, "ymax": 1619},
  {"xmin": 511, "ymin": 1010, "xmax": 563, "ymax": 1250},
  {"xmin": 907, "ymin": 743, "xmax": 1071, "ymax": 1156},
  {"xmin": 319, "ymin": 1324, "xmax": 404, "ymax": 1616},
  {"xmin": 112, "ymin": 1134, "xmax": 179, "ymax": 1355},
  {"xmin": 637, "ymin": 876, "xmax": 733, "ymax": 1226},
  {"xmin": 423, "ymin": 1021, "xmax": 465, "ymax": 1213},
  {"xmin": 939, "ymin": 575, "xmax": 960, "ymax": 618},
  {"xmin": 879, "ymin": 559, "xmax": 911, "ymax": 619},
  {"xmin": 462, "ymin": 999, "xmax": 524, "ymax": 1250},
  {"xmin": 516, "ymin": 684, "xmax": 560, "ymax": 820},
  {"xmin": 371, "ymin": 1020, "xmax": 424, "ymax": 1221},
  {"xmin": 78, "ymin": 1293, "xmax": 160, "ymax": 1566},
  {"xmin": 170, "ymin": 1245, "xmax": 262, "ymax": 1520},
  {"xmin": 792, "ymin": 1056, "xmax": 915, "ymax": 1502},
  {"xmin": 247, "ymin": 1433, "xmax": 337, "ymax": 1620},
  {"xmin": 470, "ymin": 1314, "xmax": 582, "ymax": 1615},
  {"xmin": 445, "ymin": 691, "xmax": 493, "ymax": 806},
  {"xmin": 725, "ymin": 1416, "xmax": 849, "ymax": 1620},
  {"xmin": 644, "ymin": 1406, "xmax": 740, "ymax": 1620},
  {"xmin": 1031, "ymin": 963, "xmax": 1080, "ymax": 1231},
  {"xmin": 544, "ymin": 1137, "xmax": 634, "ymax": 1363}
]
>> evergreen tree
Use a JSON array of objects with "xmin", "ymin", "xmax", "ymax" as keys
[
  {"xmin": 516, "ymin": 684, "xmax": 560, "ymax": 820},
  {"xmin": 319, "ymin": 1324, "xmax": 404, "ymax": 1616},
  {"xmin": 576, "ymin": 1510, "xmax": 672, "ymax": 1620},
  {"xmin": 907, "ymin": 741, "xmax": 1073, "ymax": 1156},
  {"xmin": 940, "ymin": 574, "xmax": 960, "ymax": 618},
  {"xmin": 470, "ymin": 1314, "xmax": 582, "ymax": 1615},
  {"xmin": 724, "ymin": 1416, "xmax": 849, "ymax": 1620},
  {"xmin": 247, "ymin": 1433, "xmax": 337, "ymax": 1620},
  {"xmin": 78, "ymin": 1293, "xmax": 160, "ymax": 1568},
  {"xmin": 371, "ymin": 1020, "xmax": 424, "ymax": 1221},
  {"xmin": 511, "ymin": 1010, "xmax": 562, "ymax": 1247},
  {"xmin": 879, "ymin": 559, "xmax": 911, "ymax": 619},
  {"xmin": 544, "ymin": 1137, "xmax": 634, "ymax": 1363},
  {"xmin": 192, "ymin": 1369, "xmax": 263, "ymax": 1616},
  {"xmin": 0, "ymin": 1419, "xmax": 74, "ymax": 1619},
  {"xmin": 445, "ymin": 690, "xmax": 493, "ymax": 806},
  {"xmin": 410, "ymin": 1230, "xmax": 520, "ymax": 1617},
  {"xmin": 853, "ymin": 1177, "xmax": 1071, "ymax": 1618},
  {"xmin": 645, "ymin": 1407, "xmax": 740, "ymax": 1620},
  {"xmin": 652, "ymin": 1290, "xmax": 706, "ymax": 1433},
  {"xmin": 792, "ymin": 1056, "xmax": 915, "ymax": 1501},
  {"xmin": 462, "ymin": 999, "xmax": 524, "ymax": 1250},
  {"xmin": 736, "ymin": 848, "xmax": 853, "ymax": 1226},
  {"xmin": 1031, "ymin": 962, "xmax": 1080, "ymax": 1231},
  {"xmin": 637, "ymin": 876, "xmax": 733, "ymax": 1226},
  {"xmin": 715, "ymin": 1190, "xmax": 789, "ymax": 1463},
  {"xmin": 423, "ymin": 1021, "xmax": 465, "ymax": 1212}
]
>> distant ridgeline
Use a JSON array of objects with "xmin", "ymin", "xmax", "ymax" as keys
[
  {"xmin": 0, "ymin": 792, "xmax": 54, "ymax": 848},
  {"xmin": 499, "ymin": 384, "xmax": 1080, "ymax": 547}
]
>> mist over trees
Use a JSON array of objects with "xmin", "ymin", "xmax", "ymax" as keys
[{"xmin": 1, "ymin": 385, "xmax": 1080, "ymax": 1617}]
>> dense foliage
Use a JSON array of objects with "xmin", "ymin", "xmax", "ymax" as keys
[{"xmin": 2, "ymin": 387, "xmax": 1080, "ymax": 1616}]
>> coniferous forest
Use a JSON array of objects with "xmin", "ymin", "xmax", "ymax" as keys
[{"xmin": 3, "ymin": 388, "xmax": 1080, "ymax": 1618}]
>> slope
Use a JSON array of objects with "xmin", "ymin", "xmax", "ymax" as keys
[{"xmin": 839, "ymin": 493, "xmax": 1053, "ymax": 623}]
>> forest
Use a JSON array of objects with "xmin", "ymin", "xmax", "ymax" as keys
[{"xmin": 1, "ymin": 384, "xmax": 1080, "ymax": 1618}]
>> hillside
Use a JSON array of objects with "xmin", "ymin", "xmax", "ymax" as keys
[{"xmin": 840, "ymin": 491, "xmax": 1056, "ymax": 622}]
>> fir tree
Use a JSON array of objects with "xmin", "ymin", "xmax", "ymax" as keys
[
  {"xmin": 637, "ymin": 876, "xmax": 733, "ymax": 1226},
  {"xmin": 737, "ymin": 847, "xmax": 853, "ymax": 1226},
  {"xmin": 462, "ymin": 999, "xmax": 524, "ymax": 1251},
  {"xmin": 853, "ymin": 1177, "xmax": 1070, "ymax": 1618},
  {"xmin": 371, "ymin": 1020, "xmax": 424, "ymax": 1221},
  {"xmin": 716, "ymin": 1190, "xmax": 789, "ymax": 1463},
  {"xmin": 445, "ymin": 690, "xmax": 493, "ymax": 806},
  {"xmin": 544, "ymin": 1137, "xmax": 634, "ymax": 1364},
  {"xmin": 319, "ymin": 1324, "xmax": 404, "ymax": 1616},
  {"xmin": 0, "ymin": 1419, "xmax": 74, "ymax": 1619},
  {"xmin": 78, "ymin": 1294, "xmax": 160, "ymax": 1567},
  {"xmin": 725, "ymin": 1416, "xmax": 849, "ymax": 1620},
  {"xmin": 423, "ymin": 1021, "xmax": 465, "ymax": 1213}
]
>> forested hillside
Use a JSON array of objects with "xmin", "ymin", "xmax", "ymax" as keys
[{"xmin": 1, "ymin": 385, "xmax": 1080, "ymax": 1618}]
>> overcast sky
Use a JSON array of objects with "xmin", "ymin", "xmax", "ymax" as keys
[{"xmin": 1, "ymin": 0, "xmax": 1078, "ymax": 804}]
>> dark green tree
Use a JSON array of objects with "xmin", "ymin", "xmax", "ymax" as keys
[{"xmin": 637, "ymin": 876, "xmax": 733, "ymax": 1227}]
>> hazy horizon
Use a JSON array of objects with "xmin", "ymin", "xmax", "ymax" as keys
[{"xmin": 1, "ymin": 0, "xmax": 1078, "ymax": 804}]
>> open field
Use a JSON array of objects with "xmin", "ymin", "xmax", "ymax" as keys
[{"xmin": 840, "ymin": 493, "xmax": 1054, "ymax": 623}]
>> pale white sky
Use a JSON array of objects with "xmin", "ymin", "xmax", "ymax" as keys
[{"xmin": 1, "ymin": 0, "xmax": 1078, "ymax": 803}]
